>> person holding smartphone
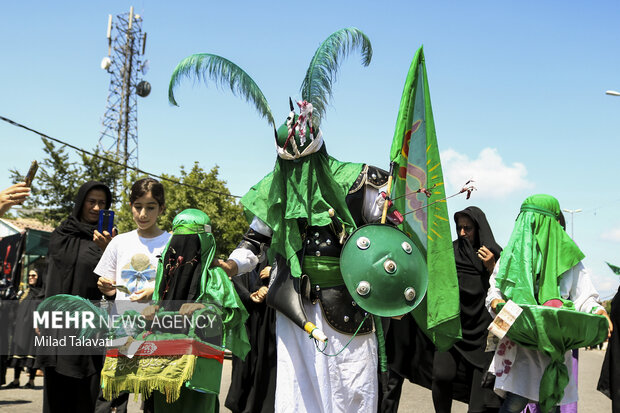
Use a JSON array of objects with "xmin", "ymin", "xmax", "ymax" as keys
[
  {"xmin": 0, "ymin": 183, "xmax": 31, "ymax": 217},
  {"xmin": 0, "ymin": 161, "xmax": 37, "ymax": 217},
  {"xmin": 39, "ymin": 180, "xmax": 114, "ymax": 412},
  {"xmin": 96, "ymin": 177, "xmax": 170, "ymax": 302}
]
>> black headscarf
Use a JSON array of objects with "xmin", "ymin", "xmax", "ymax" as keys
[
  {"xmin": 453, "ymin": 206, "xmax": 501, "ymax": 280},
  {"xmin": 22, "ymin": 265, "xmax": 45, "ymax": 301},
  {"xmin": 44, "ymin": 181, "xmax": 112, "ymax": 300},
  {"xmin": 452, "ymin": 206, "xmax": 502, "ymax": 366}
]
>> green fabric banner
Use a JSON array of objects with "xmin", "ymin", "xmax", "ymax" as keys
[
  {"xmin": 606, "ymin": 261, "xmax": 620, "ymax": 276},
  {"xmin": 390, "ymin": 46, "xmax": 461, "ymax": 351},
  {"xmin": 497, "ymin": 302, "xmax": 608, "ymax": 413}
]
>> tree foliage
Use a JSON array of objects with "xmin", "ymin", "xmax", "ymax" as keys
[{"xmin": 159, "ymin": 163, "xmax": 247, "ymax": 258}]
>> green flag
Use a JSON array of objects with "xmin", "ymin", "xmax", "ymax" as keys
[
  {"xmin": 606, "ymin": 261, "xmax": 620, "ymax": 275},
  {"xmin": 390, "ymin": 46, "xmax": 461, "ymax": 351}
]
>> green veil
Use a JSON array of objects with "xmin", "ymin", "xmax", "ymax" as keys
[{"xmin": 496, "ymin": 194, "xmax": 584, "ymax": 306}]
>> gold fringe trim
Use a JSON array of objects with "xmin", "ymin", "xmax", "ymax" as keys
[{"xmin": 101, "ymin": 355, "xmax": 197, "ymax": 403}]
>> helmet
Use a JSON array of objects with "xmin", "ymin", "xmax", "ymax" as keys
[
  {"xmin": 275, "ymin": 101, "xmax": 323, "ymax": 160},
  {"xmin": 340, "ymin": 224, "xmax": 427, "ymax": 317}
]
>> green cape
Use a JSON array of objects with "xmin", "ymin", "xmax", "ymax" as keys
[{"xmin": 241, "ymin": 148, "xmax": 363, "ymax": 277}]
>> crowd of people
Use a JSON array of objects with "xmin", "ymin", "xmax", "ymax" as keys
[
  {"xmin": 0, "ymin": 23, "xmax": 618, "ymax": 413},
  {"xmin": 0, "ymin": 163, "xmax": 618, "ymax": 413},
  {"xmin": 0, "ymin": 115, "xmax": 617, "ymax": 413}
]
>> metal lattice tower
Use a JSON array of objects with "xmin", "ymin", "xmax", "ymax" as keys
[{"xmin": 99, "ymin": 7, "xmax": 149, "ymax": 172}]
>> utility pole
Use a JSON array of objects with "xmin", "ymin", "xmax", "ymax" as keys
[
  {"xmin": 562, "ymin": 208, "xmax": 582, "ymax": 239},
  {"xmin": 99, "ymin": 6, "xmax": 150, "ymax": 175}
]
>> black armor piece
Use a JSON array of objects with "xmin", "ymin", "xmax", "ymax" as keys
[
  {"xmin": 266, "ymin": 255, "xmax": 312, "ymax": 330},
  {"xmin": 366, "ymin": 165, "xmax": 390, "ymax": 188},
  {"xmin": 348, "ymin": 165, "xmax": 389, "ymax": 194},
  {"xmin": 311, "ymin": 284, "xmax": 374, "ymax": 335},
  {"xmin": 302, "ymin": 225, "xmax": 342, "ymax": 258}
]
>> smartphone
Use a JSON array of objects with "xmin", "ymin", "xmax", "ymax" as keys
[
  {"xmin": 98, "ymin": 210, "xmax": 115, "ymax": 234},
  {"xmin": 112, "ymin": 284, "xmax": 132, "ymax": 295},
  {"xmin": 24, "ymin": 160, "xmax": 38, "ymax": 187}
]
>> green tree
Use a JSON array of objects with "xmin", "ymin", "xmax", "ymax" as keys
[
  {"xmin": 159, "ymin": 163, "xmax": 248, "ymax": 258},
  {"xmin": 79, "ymin": 147, "xmax": 125, "ymax": 203},
  {"xmin": 113, "ymin": 170, "xmax": 140, "ymax": 234}
]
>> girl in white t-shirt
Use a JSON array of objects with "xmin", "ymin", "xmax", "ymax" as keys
[{"xmin": 96, "ymin": 178, "xmax": 171, "ymax": 301}]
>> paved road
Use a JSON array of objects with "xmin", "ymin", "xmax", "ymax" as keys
[{"xmin": 0, "ymin": 349, "xmax": 612, "ymax": 412}]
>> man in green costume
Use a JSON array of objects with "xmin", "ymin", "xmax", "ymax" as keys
[
  {"xmin": 486, "ymin": 194, "xmax": 612, "ymax": 413},
  {"xmin": 167, "ymin": 27, "xmax": 420, "ymax": 412},
  {"xmin": 217, "ymin": 100, "xmax": 398, "ymax": 413}
]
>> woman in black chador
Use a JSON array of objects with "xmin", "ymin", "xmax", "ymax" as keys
[
  {"xmin": 6, "ymin": 266, "xmax": 45, "ymax": 389},
  {"xmin": 37, "ymin": 181, "xmax": 113, "ymax": 413},
  {"xmin": 382, "ymin": 207, "xmax": 502, "ymax": 413},
  {"xmin": 225, "ymin": 265, "xmax": 276, "ymax": 413},
  {"xmin": 431, "ymin": 206, "xmax": 502, "ymax": 413}
]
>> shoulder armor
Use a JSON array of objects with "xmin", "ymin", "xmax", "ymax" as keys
[
  {"xmin": 236, "ymin": 228, "xmax": 271, "ymax": 260},
  {"xmin": 348, "ymin": 165, "xmax": 389, "ymax": 195},
  {"xmin": 366, "ymin": 165, "xmax": 389, "ymax": 188}
]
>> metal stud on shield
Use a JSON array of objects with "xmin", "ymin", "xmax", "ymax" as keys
[{"xmin": 340, "ymin": 224, "xmax": 428, "ymax": 317}]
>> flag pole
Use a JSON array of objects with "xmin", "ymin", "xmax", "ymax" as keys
[{"xmin": 380, "ymin": 162, "xmax": 395, "ymax": 224}]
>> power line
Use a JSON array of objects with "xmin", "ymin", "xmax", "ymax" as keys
[
  {"xmin": 0, "ymin": 115, "xmax": 241, "ymax": 199},
  {"xmin": 582, "ymin": 200, "xmax": 620, "ymax": 215}
]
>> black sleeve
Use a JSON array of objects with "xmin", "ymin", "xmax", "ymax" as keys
[{"xmin": 231, "ymin": 272, "xmax": 254, "ymax": 308}]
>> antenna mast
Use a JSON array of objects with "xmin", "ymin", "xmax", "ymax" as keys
[{"xmin": 99, "ymin": 6, "xmax": 150, "ymax": 174}]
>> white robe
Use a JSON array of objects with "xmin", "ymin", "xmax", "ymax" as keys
[
  {"xmin": 229, "ymin": 215, "xmax": 381, "ymax": 413},
  {"xmin": 485, "ymin": 260, "xmax": 602, "ymax": 403},
  {"xmin": 275, "ymin": 302, "xmax": 378, "ymax": 413}
]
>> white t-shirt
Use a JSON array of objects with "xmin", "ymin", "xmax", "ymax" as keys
[{"xmin": 94, "ymin": 229, "xmax": 171, "ymax": 300}]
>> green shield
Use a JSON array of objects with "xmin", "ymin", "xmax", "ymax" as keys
[{"xmin": 340, "ymin": 224, "xmax": 428, "ymax": 317}]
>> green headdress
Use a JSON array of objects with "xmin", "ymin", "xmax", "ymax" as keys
[
  {"xmin": 169, "ymin": 28, "xmax": 373, "ymax": 277},
  {"xmin": 496, "ymin": 194, "xmax": 584, "ymax": 306}
]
